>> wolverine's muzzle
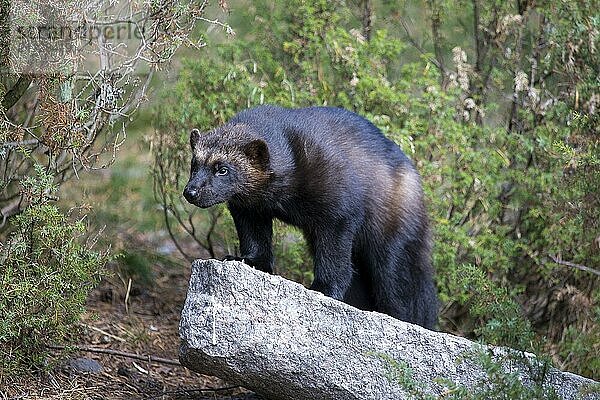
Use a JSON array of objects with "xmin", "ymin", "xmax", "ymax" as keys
[
  {"xmin": 183, "ymin": 183, "xmax": 223, "ymax": 208},
  {"xmin": 183, "ymin": 184, "xmax": 199, "ymax": 203}
]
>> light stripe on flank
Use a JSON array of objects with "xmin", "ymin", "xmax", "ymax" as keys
[
  {"xmin": 377, "ymin": 167, "xmax": 423, "ymax": 238},
  {"xmin": 396, "ymin": 169, "xmax": 422, "ymax": 213}
]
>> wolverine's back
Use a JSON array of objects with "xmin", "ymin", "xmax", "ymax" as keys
[
  {"xmin": 230, "ymin": 105, "xmax": 411, "ymax": 170},
  {"xmin": 229, "ymin": 105, "xmax": 425, "ymax": 234}
]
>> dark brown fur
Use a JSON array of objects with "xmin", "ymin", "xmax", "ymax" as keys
[{"xmin": 184, "ymin": 105, "xmax": 438, "ymax": 329}]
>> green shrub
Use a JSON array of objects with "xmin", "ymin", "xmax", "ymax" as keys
[
  {"xmin": 440, "ymin": 349, "xmax": 560, "ymax": 400},
  {"xmin": 0, "ymin": 165, "xmax": 107, "ymax": 379},
  {"xmin": 447, "ymin": 264, "xmax": 534, "ymax": 349}
]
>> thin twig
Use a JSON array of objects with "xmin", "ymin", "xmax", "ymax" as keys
[
  {"xmin": 0, "ymin": 198, "xmax": 22, "ymax": 229},
  {"xmin": 398, "ymin": 16, "xmax": 441, "ymax": 71},
  {"xmin": 147, "ymin": 385, "xmax": 242, "ymax": 399},
  {"xmin": 124, "ymin": 278, "xmax": 132, "ymax": 314},
  {"xmin": 549, "ymin": 254, "xmax": 600, "ymax": 277},
  {"xmin": 80, "ymin": 323, "xmax": 126, "ymax": 343},
  {"xmin": 46, "ymin": 344, "xmax": 181, "ymax": 367},
  {"xmin": 2, "ymin": 74, "xmax": 32, "ymax": 110},
  {"xmin": 1, "ymin": 139, "xmax": 39, "ymax": 148},
  {"xmin": 206, "ymin": 207, "xmax": 223, "ymax": 258}
]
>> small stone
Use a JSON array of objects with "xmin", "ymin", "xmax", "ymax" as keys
[{"xmin": 66, "ymin": 357, "xmax": 103, "ymax": 373}]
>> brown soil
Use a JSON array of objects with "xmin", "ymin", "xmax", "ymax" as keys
[{"xmin": 3, "ymin": 234, "xmax": 260, "ymax": 400}]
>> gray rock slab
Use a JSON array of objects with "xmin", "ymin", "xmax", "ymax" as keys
[{"xmin": 179, "ymin": 259, "xmax": 598, "ymax": 400}]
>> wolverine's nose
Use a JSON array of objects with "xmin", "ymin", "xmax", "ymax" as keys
[{"xmin": 183, "ymin": 185, "xmax": 198, "ymax": 202}]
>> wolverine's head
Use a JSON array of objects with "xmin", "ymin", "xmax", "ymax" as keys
[{"xmin": 183, "ymin": 124, "xmax": 271, "ymax": 208}]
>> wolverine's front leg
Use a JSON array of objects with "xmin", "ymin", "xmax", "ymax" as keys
[
  {"xmin": 306, "ymin": 223, "xmax": 355, "ymax": 301},
  {"xmin": 227, "ymin": 204, "xmax": 274, "ymax": 273}
]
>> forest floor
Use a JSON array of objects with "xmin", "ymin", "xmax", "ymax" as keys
[
  {"xmin": 5, "ymin": 245, "xmax": 258, "ymax": 399},
  {"xmin": 3, "ymin": 120, "xmax": 261, "ymax": 399}
]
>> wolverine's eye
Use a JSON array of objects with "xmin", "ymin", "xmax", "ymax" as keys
[{"xmin": 215, "ymin": 166, "xmax": 229, "ymax": 176}]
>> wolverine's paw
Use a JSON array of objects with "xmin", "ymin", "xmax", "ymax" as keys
[
  {"xmin": 223, "ymin": 255, "xmax": 247, "ymax": 263},
  {"xmin": 309, "ymin": 281, "xmax": 346, "ymax": 301},
  {"xmin": 222, "ymin": 255, "xmax": 272, "ymax": 274},
  {"xmin": 223, "ymin": 255, "xmax": 258, "ymax": 268}
]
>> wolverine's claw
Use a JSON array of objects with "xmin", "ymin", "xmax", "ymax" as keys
[{"xmin": 223, "ymin": 255, "xmax": 244, "ymax": 262}]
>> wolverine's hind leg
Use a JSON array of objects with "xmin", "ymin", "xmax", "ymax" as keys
[
  {"xmin": 343, "ymin": 268, "xmax": 375, "ymax": 311},
  {"xmin": 369, "ymin": 244, "xmax": 437, "ymax": 329},
  {"xmin": 368, "ymin": 247, "xmax": 417, "ymax": 323}
]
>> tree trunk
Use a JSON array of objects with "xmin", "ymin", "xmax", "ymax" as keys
[{"xmin": 361, "ymin": 0, "xmax": 372, "ymax": 41}]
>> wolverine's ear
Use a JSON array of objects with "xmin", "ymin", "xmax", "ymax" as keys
[
  {"xmin": 244, "ymin": 139, "xmax": 270, "ymax": 169},
  {"xmin": 190, "ymin": 129, "xmax": 201, "ymax": 148}
]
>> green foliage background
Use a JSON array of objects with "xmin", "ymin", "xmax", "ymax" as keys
[{"xmin": 152, "ymin": 0, "xmax": 599, "ymax": 380}]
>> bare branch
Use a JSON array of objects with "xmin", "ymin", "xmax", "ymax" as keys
[
  {"xmin": 549, "ymin": 254, "xmax": 600, "ymax": 277},
  {"xmin": 2, "ymin": 75, "xmax": 32, "ymax": 110},
  {"xmin": 398, "ymin": 16, "xmax": 442, "ymax": 71},
  {"xmin": 0, "ymin": 197, "xmax": 22, "ymax": 229},
  {"xmin": 46, "ymin": 344, "xmax": 181, "ymax": 367},
  {"xmin": 146, "ymin": 386, "xmax": 241, "ymax": 400}
]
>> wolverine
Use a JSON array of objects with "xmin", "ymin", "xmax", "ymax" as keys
[{"xmin": 183, "ymin": 105, "xmax": 438, "ymax": 329}]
